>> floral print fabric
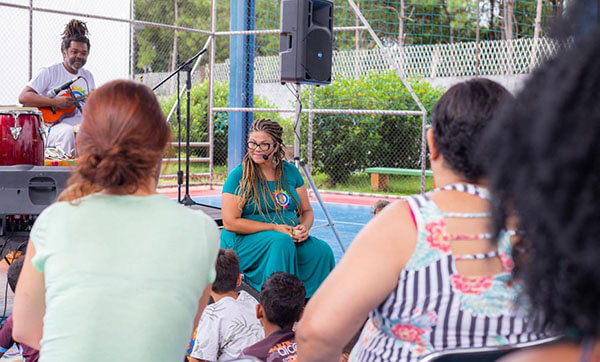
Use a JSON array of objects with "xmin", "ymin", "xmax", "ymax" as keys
[{"xmin": 350, "ymin": 184, "xmax": 543, "ymax": 361}]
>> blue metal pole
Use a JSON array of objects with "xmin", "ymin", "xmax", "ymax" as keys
[{"xmin": 228, "ymin": 0, "xmax": 256, "ymax": 173}]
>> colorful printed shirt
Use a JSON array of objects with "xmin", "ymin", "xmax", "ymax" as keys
[
  {"xmin": 350, "ymin": 184, "xmax": 551, "ymax": 361},
  {"xmin": 240, "ymin": 329, "xmax": 297, "ymax": 362}
]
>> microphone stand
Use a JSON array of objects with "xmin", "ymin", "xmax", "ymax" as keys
[{"xmin": 153, "ymin": 48, "xmax": 207, "ymax": 206}]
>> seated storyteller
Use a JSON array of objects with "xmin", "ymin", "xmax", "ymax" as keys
[
  {"xmin": 220, "ymin": 118, "xmax": 335, "ymax": 298},
  {"xmin": 239, "ymin": 272, "xmax": 305, "ymax": 361},
  {"xmin": 189, "ymin": 249, "xmax": 263, "ymax": 362},
  {"xmin": 0, "ymin": 257, "xmax": 39, "ymax": 362}
]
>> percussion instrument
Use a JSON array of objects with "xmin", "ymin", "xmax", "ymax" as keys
[{"xmin": 0, "ymin": 107, "xmax": 45, "ymax": 166}]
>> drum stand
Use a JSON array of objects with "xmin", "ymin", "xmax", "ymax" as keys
[{"xmin": 291, "ymin": 84, "xmax": 345, "ymax": 252}]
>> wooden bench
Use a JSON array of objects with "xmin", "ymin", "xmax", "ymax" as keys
[{"xmin": 365, "ymin": 167, "xmax": 434, "ymax": 191}]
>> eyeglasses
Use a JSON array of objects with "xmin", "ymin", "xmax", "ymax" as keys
[{"xmin": 247, "ymin": 141, "xmax": 272, "ymax": 151}]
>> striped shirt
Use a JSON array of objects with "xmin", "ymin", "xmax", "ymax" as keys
[{"xmin": 350, "ymin": 184, "xmax": 550, "ymax": 361}]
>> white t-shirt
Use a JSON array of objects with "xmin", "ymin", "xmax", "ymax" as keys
[
  {"xmin": 191, "ymin": 291, "xmax": 264, "ymax": 361},
  {"xmin": 27, "ymin": 62, "xmax": 95, "ymax": 127}
]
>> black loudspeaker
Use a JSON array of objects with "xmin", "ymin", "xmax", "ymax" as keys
[
  {"xmin": 0, "ymin": 165, "xmax": 71, "ymax": 236},
  {"xmin": 280, "ymin": 0, "xmax": 334, "ymax": 85}
]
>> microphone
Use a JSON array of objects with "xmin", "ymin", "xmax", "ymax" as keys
[
  {"xmin": 261, "ymin": 150, "xmax": 275, "ymax": 161},
  {"xmin": 47, "ymin": 75, "xmax": 82, "ymax": 98}
]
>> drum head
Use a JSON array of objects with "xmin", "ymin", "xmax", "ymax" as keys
[{"xmin": 0, "ymin": 106, "xmax": 41, "ymax": 115}]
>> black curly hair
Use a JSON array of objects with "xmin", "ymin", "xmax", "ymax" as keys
[
  {"xmin": 479, "ymin": 19, "xmax": 600, "ymax": 339},
  {"xmin": 212, "ymin": 249, "xmax": 240, "ymax": 294},
  {"xmin": 259, "ymin": 272, "xmax": 305, "ymax": 329},
  {"xmin": 431, "ymin": 78, "xmax": 511, "ymax": 182}
]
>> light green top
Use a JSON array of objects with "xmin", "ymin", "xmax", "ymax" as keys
[{"xmin": 30, "ymin": 193, "xmax": 219, "ymax": 362}]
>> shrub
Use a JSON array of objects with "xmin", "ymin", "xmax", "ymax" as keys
[{"xmin": 300, "ymin": 71, "xmax": 443, "ymax": 184}]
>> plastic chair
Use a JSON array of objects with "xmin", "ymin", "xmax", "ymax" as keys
[{"xmin": 420, "ymin": 336, "xmax": 563, "ymax": 362}]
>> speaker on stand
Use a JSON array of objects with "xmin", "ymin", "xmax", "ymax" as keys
[
  {"xmin": 278, "ymin": 1, "xmax": 346, "ymax": 252},
  {"xmin": 280, "ymin": 0, "xmax": 334, "ymax": 85}
]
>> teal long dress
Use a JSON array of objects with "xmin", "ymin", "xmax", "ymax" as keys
[{"xmin": 220, "ymin": 161, "xmax": 335, "ymax": 297}]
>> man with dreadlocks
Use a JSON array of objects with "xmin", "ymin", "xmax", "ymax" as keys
[
  {"xmin": 221, "ymin": 118, "xmax": 335, "ymax": 298},
  {"xmin": 19, "ymin": 19, "xmax": 95, "ymax": 157}
]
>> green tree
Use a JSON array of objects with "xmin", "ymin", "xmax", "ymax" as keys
[{"xmin": 134, "ymin": 0, "xmax": 230, "ymax": 73}]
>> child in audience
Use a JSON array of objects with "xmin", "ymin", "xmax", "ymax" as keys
[
  {"xmin": 240, "ymin": 272, "xmax": 305, "ymax": 362},
  {"xmin": 189, "ymin": 249, "xmax": 263, "ymax": 362},
  {"xmin": 372, "ymin": 200, "xmax": 390, "ymax": 215},
  {"xmin": 0, "ymin": 257, "xmax": 39, "ymax": 362}
]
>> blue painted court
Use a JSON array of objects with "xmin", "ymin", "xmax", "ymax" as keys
[{"xmin": 193, "ymin": 196, "xmax": 374, "ymax": 263}]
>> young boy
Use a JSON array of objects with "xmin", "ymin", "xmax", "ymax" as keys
[
  {"xmin": 373, "ymin": 199, "xmax": 390, "ymax": 215},
  {"xmin": 189, "ymin": 249, "xmax": 263, "ymax": 361},
  {"xmin": 240, "ymin": 272, "xmax": 305, "ymax": 362},
  {"xmin": 0, "ymin": 257, "xmax": 39, "ymax": 362}
]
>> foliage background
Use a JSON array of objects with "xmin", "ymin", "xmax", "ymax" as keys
[{"xmin": 300, "ymin": 71, "xmax": 444, "ymax": 184}]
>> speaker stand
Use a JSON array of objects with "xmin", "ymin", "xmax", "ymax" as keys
[{"xmin": 292, "ymin": 84, "xmax": 345, "ymax": 252}]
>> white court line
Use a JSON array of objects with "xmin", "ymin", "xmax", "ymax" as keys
[{"xmin": 314, "ymin": 218, "xmax": 367, "ymax": 227}]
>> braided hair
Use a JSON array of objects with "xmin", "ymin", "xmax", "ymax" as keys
[
  {"xmin": 237, "ymin": 119, "xmax": 300, "ymax": 223},
  {"xmin": 61, "ymin": 19, "xmax": 90, "ymax": 52}
]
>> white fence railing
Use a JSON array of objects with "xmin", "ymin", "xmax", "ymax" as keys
[{"xmin": 211, "ymin": 37, "xmax": 561, "ymax": 83}]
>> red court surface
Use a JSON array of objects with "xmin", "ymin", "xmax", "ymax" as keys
[{"xmin": 157, "ymin": 185, "xmax": 402, "ymax": 206}]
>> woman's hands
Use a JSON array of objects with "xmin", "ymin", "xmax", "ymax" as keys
[
  {"xmin": 273, "ymin": 224, "xmax": 293, "ymax": 236},
  {"xmin": 272, "ymin": 224, "xmax": 309, "ymax": 243},
  {"xmin": 292, "ymin": 224, "xmax": 309, "ymax": 242}
]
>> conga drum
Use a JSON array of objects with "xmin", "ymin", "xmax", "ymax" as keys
[{"xmin": 0, "ymin": 107, "xmax": 45, "ymax": 166}]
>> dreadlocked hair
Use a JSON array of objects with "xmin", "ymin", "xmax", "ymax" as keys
[
  {"xmin": 61, "ymin": 19, "xmax": 90, "ymax": 52},
  {"xmin": 237, "ymin": 119, "xmax": 300, "ymax": 223}
]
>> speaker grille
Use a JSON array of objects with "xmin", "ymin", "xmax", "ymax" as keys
[{"xmin": 305, "ymin": 27, "xmax": 332, "ymax": 82}]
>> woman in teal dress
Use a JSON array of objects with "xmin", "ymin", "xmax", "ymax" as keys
[{"xmin": 220, "ymin": 118, "xmax": 335, "ymax": 297}]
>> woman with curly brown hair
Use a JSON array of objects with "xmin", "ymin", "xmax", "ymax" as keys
[
  {"xmin": 12, "ymin": 80, "xmax": 220, "ymax": 362},
  {"xmin": 220, "ymin": 118, "xmax": 335, "ymax": 298}
]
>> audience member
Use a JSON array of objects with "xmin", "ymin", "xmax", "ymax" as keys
[
  {"xmin": 373, "ymin": 200, "xmax": 390, "ymax": 215},
  {"xmin": 297, "ymin": 78, "xmax": 551, "ymax": 361},
  {"xmin": 239, "ymin": 272, "xmax": 305, "ymax": 361},
  {"xmin": 220, "ymin": 118, "xmax": 334, "ymax": 297},
  {"xmin": 0, "ymin": 257, "xmax": 39, "ymax": 362},
  {"xmin": 12, "ymin": 80, "xmax": 220, "ymax": 362},
  {"xmin": 479, "ymin": 11, "xmax": 600, "ymax": 362},
  {"xmin": 189, "ymin": 249, "xmax": 263, "ymax": 361}
]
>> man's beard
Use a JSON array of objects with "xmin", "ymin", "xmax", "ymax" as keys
[{"xmin": 68, "ymin": 58, "xmax": 85, "ymax": 70}]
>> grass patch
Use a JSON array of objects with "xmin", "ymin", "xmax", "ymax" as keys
[
  {"xmin": 310, "ymin": 172, "xmax": 434, "ymax": 196},
  {"xmin": 159, "ymin": 163, "xmax": 433, "ymax": 196}
]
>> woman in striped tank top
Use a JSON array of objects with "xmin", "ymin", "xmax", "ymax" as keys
[{"xmin": 297, "ymin": 78, "xmax": 552, "ymax": 361}]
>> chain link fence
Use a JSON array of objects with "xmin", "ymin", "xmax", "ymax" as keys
[
  {"xmin": 1, "ymin": 0, "xmax": 561, "ymax": 195},
  {"xmin": 208, "ymin": 0, "xmax": 559, "ymax": 196}
]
